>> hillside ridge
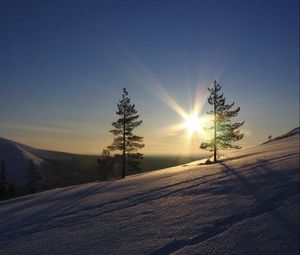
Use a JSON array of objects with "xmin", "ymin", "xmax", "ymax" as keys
[{"xmin": 263, "ymin": 127, "xmax": 300, "ymax": 144}]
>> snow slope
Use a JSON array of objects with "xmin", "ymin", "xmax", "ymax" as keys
[{"xmin": 0, "ymin": 130, "xmax": 299, "ymax": 255}]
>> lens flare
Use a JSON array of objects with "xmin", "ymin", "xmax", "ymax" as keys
[{"xmin": 183, "ymin": 114, "xmax": 203, "ymax": 135}]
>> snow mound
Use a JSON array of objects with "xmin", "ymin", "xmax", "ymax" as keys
[{"xmin": 0, "ymin": 130, "xmax": 299, "ymax": 254}]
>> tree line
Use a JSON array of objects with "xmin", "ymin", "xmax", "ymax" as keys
[{"xmin": 98, "ymin": 81, "xmax": 244, "ymax": 179}]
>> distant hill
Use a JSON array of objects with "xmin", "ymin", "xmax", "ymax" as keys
[
  {"xmin": 263, "ymin": 127, "xmax": 300, "ymax": 144},
  {"xmin": 0, "ymin": 137, "xmax": 45, "ymax": 185},
  {"xmin": 0, "ymin": 137, "xmax": 97, "ymax": 189}
]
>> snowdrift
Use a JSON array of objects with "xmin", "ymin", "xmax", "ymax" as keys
[{"xmin": 0, "ymin": 130, "xmax": 299, "ymax": 254}]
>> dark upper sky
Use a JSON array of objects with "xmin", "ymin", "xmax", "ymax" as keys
[{"xmin": 0, "ymin": 0, "xmax": 299, "ymax": 154}]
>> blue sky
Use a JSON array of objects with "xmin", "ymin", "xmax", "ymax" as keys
[{"xmin": 0, "ymin": 0, "xmax": 299, "ymax": 154}]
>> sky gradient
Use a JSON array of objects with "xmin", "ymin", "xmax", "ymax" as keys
[{"xmin": 0, "ymin": 0, "xmax": 299, "ymax": 155}]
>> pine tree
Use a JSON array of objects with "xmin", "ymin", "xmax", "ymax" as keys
[
  {"xmin": 98, "ymin": 149, "xmax": 114, "ymax": 180},
  {"xmin": 0, "ymin": 160, "xmax": 7, "ymax": 197},
  {"xmin": 26, "ymin": 160, "xmax": 41, "ymax": 193},
  {"xmin": 200, "ymin": 80, "xmax": 244, "ymax": 162},
  {"xmin": 108, "ymin": 88, "xmax": 145, "ymax": 178}
]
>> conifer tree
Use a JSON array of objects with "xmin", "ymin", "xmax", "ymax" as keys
[
  {"xmin": 108, "ymin": 88, "xmax": 145, "ymax": 178},
  {"xmin": 0, "ymin": 160, "xmax": 7, "ymax": 197},
  {"xmin": 200, "ymin": 80, "xmax": 244, "ymax": 162},
  {"xmin": 26, "ymin": 160, "xmax": 41, "ymax": 193},
  {"xmin": 98, "ymin": 149, "xmax": 114, "ymax": 180}
]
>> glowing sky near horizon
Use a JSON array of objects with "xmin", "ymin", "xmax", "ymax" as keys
[{"xmin": 0, "ymin": 0, "xmax": 299, "ymax": 155}]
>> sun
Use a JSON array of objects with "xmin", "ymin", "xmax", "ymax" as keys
[{"xmin": 183, "ymin": 113, "xmax": 203, "ymax": 135}]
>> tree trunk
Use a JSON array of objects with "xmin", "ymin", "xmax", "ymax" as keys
[{"xmin": 213, "ymin": 81, "xmax": 217, "ymax": 163}]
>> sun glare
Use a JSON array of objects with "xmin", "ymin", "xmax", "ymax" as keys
[{"xmin": 183, "ymin": 114, "xmax": 203, "ymax": 135}]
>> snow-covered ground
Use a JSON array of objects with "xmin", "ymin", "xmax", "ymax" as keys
[{"xmin": 0, "ymin": 130, "xmax": 299, "ymax": 254}]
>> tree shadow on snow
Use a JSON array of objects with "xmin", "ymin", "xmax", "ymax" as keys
[{"xmin": 219, "ymin": 160, "xmax": 299, "ymax": 238}]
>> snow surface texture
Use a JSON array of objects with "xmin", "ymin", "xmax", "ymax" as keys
[{"xmin": 0, "ymin": 130, "xmax": 299, "ymax": 255}]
